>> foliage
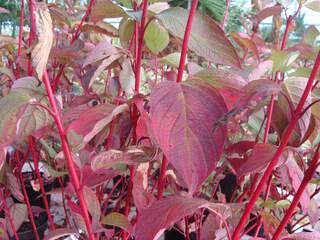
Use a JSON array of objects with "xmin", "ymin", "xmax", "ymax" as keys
[{"xmin": 0, "ymin": 0, "xmax": 320, "ymax": 240}]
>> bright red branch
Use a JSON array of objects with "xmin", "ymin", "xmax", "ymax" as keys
[{"xmin": 233, "ymin": 51, "xmax": 320, "ymax": 239}]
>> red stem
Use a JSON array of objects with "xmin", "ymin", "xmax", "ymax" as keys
[
  {"xmin": 16, "ymin": 0, "xmax": 24, "ymax": 79},
  {"xmin": 157, "ymin": 156, "xmax": 168, "ymax": 199},
  {"xmin": 134, "ymin": 0, "xmax": 149, "ymax": 92},
  {"xmin": 27, "ymin": 0, "xmax": 36, "ymax": 76},
  {"xmin": 233, "ymin": 51, "xmax": 320, "ymax": 239},
  {"xmin": 176, "ymin": 0, "xmax": 199, "ymax": 83},
  {"xmin": 52, "ymin": 0, "xmax": 95, "ymax": 91},
  {"xmin": 272, "ymin": 144, "xmax": 320, "ymax": 240},
  {"xmin": 0, "ymin": 190, "xmax": 20, "ymax": 240},
  {"xmin": 19, "ymin": 170, "xmax": 40, "ymax": 240},
  {"xmin": 29, "ymin": 136, "xmax": 55, "ymax": 230},
  {"xmin": 42, "ymin": 71, "xmax": 95, "ymax": 240}
]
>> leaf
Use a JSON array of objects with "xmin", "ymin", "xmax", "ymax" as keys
[
  {"xmin": 82, "ymin": 22, "xmax": 118, "ymax": 37},
  {"xmin": 91, "ymin": 0, "xmax": 126, "ymax": 23},
  {"xmin": 0, "ymin": 7, "xmax": 9, "ymax": 14},
  {"xmin": 237, "ymin": 143, "xmax": 278, "ymax": 177},
  {"xmin": 157, "ymin": 7, "xmax": 241, "ymax": 68},
  {"xmin": 135, "ymin": 195, "xmax": 231, "ymax": 240},
  {"xmin": 282, "ymin": 232, "xmax": 320, "ymax": 240},
  {"xmin": 67, "ymin": 103, "xmax": 128, "ymax": 151},
  {"xmin": 119, "ymin": 58, "xmax": 135, "ymax": 95},
  {"xmin": 304, "ymin": 1, "xmax": 320, "ymax": 12},
  {"xmin": 101, "ymin": 212, "xmax": 133, "ymax": 234},
  {"xmin": 190, "ymin": 68, "xmax": 247, "ymax": 108},
  {"xmin": 91, "ymin": 147, "xmax": 156, "ymax": 171},
  {"xmin": 48, "ymin": 4, "xmax": 72, "ymax": 27},
  {"xmin": 252, "ymin": 5, "xmax": 283, "ymax": 25},
  {"xmin": 83, "ymin": 186, "xmax": 101, "ymax": 228},
  {"xmin": 46, "ymin": 228, "xmax": 78, "ymax": 240},
  {"xmin": 285, "ymin": 158, "xmax": 310, "ymax": 213},
  {"xmin": 87, "ymin": 53, "xmax": 121, "ymax": 89},
  {"xmin": 6, "ymin": 173, "xmax": 24, "ymax": 202},
  {"xmin": 199, "ymin": 0, "xmax": 226, "ymax": 22},
  {"xmin": 119, "ymin": 18, "xmax": 134, "ymax": 48},
  {"xmin": 160, "ymin": 52, "xmax": 184, "ymax": 68},
  {"xmin": 32, "ymin": 3, "xmax": 54, "ymax": 78},
  {"xmin": 303, "ymin": 25, "xmax": 320, "ymax": 46},
  {"xmin": 280, "ymin": 77, "xmax": 312, "ymax": 146},
  {"xmin": 83, "ymin": 40, "xmax": 118, "ymax": 67},
  {"xmin": 270, "ymin": 49, "xmax": 300, "ymax": 73},
  {"xmin": 231, "ymin": 32, "xmax": 260, "ymax": 61},
  {"xmin": 0, "ymin": 77, "xmax": 51, "ymax": 146},
  {"xmin": 144, "ymin": 20, "xmax": 169, "ymax": 54},
  {"xmin": 150, "ymin": 81, "xmax": 227, "ymax": 193},
  {"xmin": 248, "ymin": 60, "xmax": 273, "ymax": 81},
  {"xmin": 7, "ymin": 204, "xmax": 28, "ymax": 237},
  {"xmin": 133, "ymin": 163, "xmax": 156, "ymax": 212}
]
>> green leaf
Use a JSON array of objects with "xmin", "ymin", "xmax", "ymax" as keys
[
  {"xmin": 303, "ymin": 25, "xmax": 320, "ymax": 46},
  {"xmin": 270, "ymin": 49, "xmax": 300, "ymax": 73},
  {"xmin": 276, "ymin": 199, "xmax": 291, "ymax": 208},
  {"xmin": 157, "ymin": 7, "xmax": 241, "ymax": 68},
  {"xmin": 144, "ymin": 20, "xmax": 169, "ymax": 54},
  {"xmin": 160, "ymin": 52, "xmax": 186, "ymax": 68},
  {"xmin": 47, "ymin": 166, "xmax": 68, "ymax": 177},
  {"xmin": 305, "ymin": 0, "xmax": 320, "ymax": 12},
  {"xmin": 119, "ymin": 18, "xmax": 135, "ymax": 49},
  {"xmin": 101, "ymin": 212, "xmax": 133, "ymax": 234}
]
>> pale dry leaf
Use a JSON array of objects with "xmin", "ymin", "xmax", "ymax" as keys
[{"xmin": 32, "ymin": 3, "xmax": 54, "ymax": 79}]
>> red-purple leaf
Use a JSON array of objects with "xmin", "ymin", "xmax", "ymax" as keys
[
  {"xmin": 285, "ymin": 158, "xmax": 310, "ymax": 213},
  {"xmin": 281, "ymin": 232, "xmax": 320, "ymax": 240},
  {"xmin": 7, "ymin": 203, "xmax": 28, "ymax": 237},
  {"xmin": 253, "ymin": 5, "xmax": 283, "ymax": 26},
  {"xmin": 66, "ymin": 103, "xmax": 128, "ymax": 151},
  {"xmin": 237, "ymin": 143, "xmax": 278, "ymax": 177},
  {"xmin": 83, "ymin": 186, "xmax": 101, "ymax": 231},
  {"xmin": 135, "ymin": 195, "xmax": 230, "ymax": 240},
  {"xmin": 150, "ymin": 81, "xmax": 227, "ymax": 193},
  {"xmin": 83, "ymin": 40, "xmax": 117, "ymax": 67}
]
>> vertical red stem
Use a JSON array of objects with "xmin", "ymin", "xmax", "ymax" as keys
[
  {"xmin": 16, "ymin": 0, "xmax": 24, "ymax": 78},
  {"xmin": 52, "ymin": 0, "xmax": 95, "ymax": 91},
  {"xmin": 134, "ymin": 0, "xmax": 149, "ymax": 92},
  {"xmin": 232, "ymin": 51, "xmax": 320, "ymax": 239},
  {"xmin": 0, "ymin": 191, "xmax": 20, "ymax": 240},
  {"xmin": 272, "ymin": 145, "xmax": 320, "ymax": 240},
  {"xmin": 176, "ymin": 0, "xmax": 199, "ymax": 83},
  {"xmin": 27, "ymin": 0, "xmax": 36, "ymax": 76},
  {"xmin": 18, "ymin": 171, "xmax": 40, "ymax": 240},
  {"xmin": 42, "ymin": 71, "xmax": 95, "ymax": 240},
  {"xmin": 29, "ymin": 136, "xmax": 55, "ymax": 230}
]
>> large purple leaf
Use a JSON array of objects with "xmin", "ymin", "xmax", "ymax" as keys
[
  {"xmin": 150, "ymin": 81, "xmax": 227, "ymax": 193},
  {"xmin": 135, "ymin": 195, "xmax": 230, "ymax": 240}
]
